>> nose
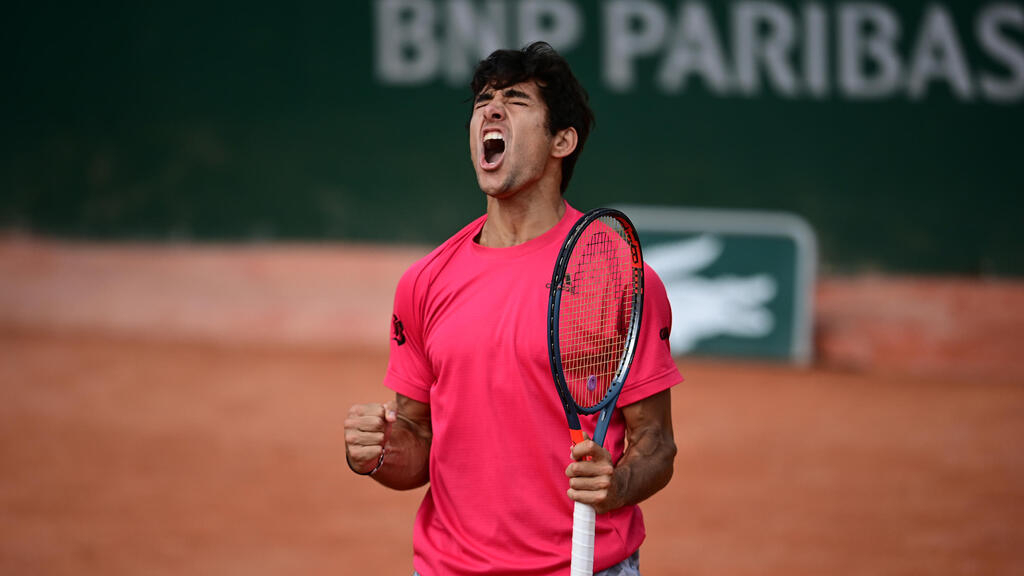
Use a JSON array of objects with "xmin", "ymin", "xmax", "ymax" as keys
[{"xmin": 482, "ymin": 100, "xmax": 505, "ymax": 121}]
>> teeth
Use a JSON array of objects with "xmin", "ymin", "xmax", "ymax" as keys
[{"xmin": 484, "ymin": 132, "xmax": 504, "ymax": 142}]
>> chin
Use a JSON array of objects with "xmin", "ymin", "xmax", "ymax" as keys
[
  {"xmin": 478, "ymin": 185, "xmax": 506, "ymax": 199},
  {"xmin": 475, "ymin": 174, "xmax": 506, "ymax": 197}
]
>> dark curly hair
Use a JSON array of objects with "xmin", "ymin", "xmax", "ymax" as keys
[{"xmin": 470, "ymin": 42, "xmax": 595, "ymax": 194}]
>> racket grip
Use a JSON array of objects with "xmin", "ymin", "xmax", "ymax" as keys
[{"xmin": 570, "ymin": 500, "xmax": 596, "ymax": 576}]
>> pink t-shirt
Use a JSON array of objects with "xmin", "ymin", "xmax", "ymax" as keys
[{"xmin": 384, "ymin": 203, "xmax": 683, "ymax": 575}]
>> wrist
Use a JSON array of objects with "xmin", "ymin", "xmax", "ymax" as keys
[{"xmin": 348, "ymin": 448, "xmax": 386, "ymax": 476}]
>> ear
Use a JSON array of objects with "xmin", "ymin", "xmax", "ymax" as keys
[{"xmin": 550, "ymin": 127, "xmax": 578, "ymax": 159}]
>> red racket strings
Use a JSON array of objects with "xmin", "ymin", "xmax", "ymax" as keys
[{"xmin": 558, "ymin": 218, "xmax": 637, "ymax": 410}]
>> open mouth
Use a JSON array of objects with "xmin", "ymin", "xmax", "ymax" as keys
[{"xmin": 483, "ymin": 132, "xmax": 505, "ymax": 167}]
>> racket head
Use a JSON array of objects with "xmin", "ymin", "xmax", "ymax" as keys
[{"xmin": 547, "ymin": 208, "xmax": 644, "ymax": 418}]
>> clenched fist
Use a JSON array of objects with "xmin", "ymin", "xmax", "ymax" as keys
[{"xmin": 345, "ymin": 402, "xmax": 397, "ymax": 474}]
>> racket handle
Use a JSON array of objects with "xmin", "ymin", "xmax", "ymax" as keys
[{"xmin": 570, "ymin": 500, "xmax": 596, "ymax": 576}]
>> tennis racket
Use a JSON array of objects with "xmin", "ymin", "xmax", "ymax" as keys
[{"xmin": 546, "ymin": 207, "xmax": 644, "ymax": 576}]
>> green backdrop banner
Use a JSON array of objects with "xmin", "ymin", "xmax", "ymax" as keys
[
  {"xmin": 619, "ymin": 204, "xmax": 817, "ymax": 362},
  {"xmin": 4, "ymin": 1, "xmax": 1022, "ymax": 275}
]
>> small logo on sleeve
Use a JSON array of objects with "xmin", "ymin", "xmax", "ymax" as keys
[
  {"xmin": 659, "ymin": 327, "xmax": 670, "ymax": 341},
  {"xmin": 391, "ymin": 315, "xmax": 407, "ymax": 346}
]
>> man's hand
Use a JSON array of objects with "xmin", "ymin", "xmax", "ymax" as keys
[
  {"xmin": 566, "ymin": 438, "xmax": 624, "ymax": 515},
  {"xmin": 345, "ymin": 402, "xmax": 397, "ymax": 474}
]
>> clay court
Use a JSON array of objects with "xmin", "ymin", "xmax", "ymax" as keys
[{"xmin": 1, "ymin": 240, "xmax": 1022, "ymax": 575}]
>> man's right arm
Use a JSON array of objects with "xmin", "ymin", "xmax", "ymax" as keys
[{"xmin": 345, "ymin": 393, "xmax": 432, "ymax": 490}]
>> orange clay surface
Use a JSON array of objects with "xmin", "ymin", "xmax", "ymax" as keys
[{"xmin": 2, "ymin": 330, "xmax": 1021, "ymax": 575}]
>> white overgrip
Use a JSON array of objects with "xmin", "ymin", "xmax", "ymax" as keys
[{"xmin": 570, "ymin": 500, "xmax": 596, "ymax": 576}]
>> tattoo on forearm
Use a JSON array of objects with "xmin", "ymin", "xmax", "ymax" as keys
[{"xmin": 616, "ymin": 425, "xmax": 676, "ymax": 506}]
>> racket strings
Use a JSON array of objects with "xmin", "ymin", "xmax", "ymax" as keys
[{"xmin": 558, "ymin": 217, "xmax": 639, "ymax": 409}]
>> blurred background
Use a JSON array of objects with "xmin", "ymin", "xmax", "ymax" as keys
[
  {"xmin": 5, "ymin": 1, "xmax": 1022, "ymax": 273},
  {"xmin": 2, "ymin": 1, "xmax": 1023, "ymax": 574}
]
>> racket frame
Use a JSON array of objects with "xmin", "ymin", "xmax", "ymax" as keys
[{"xmin": 546, "ymin": 208, "xmax": 645, "ymax": 576}]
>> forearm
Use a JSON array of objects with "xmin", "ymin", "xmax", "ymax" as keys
[{"xmin": 611, "ymin": 424, "xmax": 677, "ymax": 508}]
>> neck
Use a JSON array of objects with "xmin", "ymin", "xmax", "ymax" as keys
[{"xmin": 478, "ymin": 187, "xmax": 566, "ymax": 248}]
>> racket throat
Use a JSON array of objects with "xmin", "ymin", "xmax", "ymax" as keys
[
  {"xmin": 567, "ymin": 411, "xmax": 611, "ymax": 447},
  {"xmin": 592, "ymin": 411, "xmax": 611, "ymax": 447}
]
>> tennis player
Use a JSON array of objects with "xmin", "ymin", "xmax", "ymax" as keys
[{"xmin": 345, "ymin": 41, "xmax": 683, "ymax": 575}]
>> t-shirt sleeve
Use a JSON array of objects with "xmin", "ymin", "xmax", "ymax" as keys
[
  {"xmin": 382, "ymin": 266, "xmax": 434, "ymax": 404},
  {"xmin": 617, "ymin": 265, "xmax": 684, "ymax": 407}
]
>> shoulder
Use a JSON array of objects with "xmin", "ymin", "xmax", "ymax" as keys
[
  {"xmin": 395, "ymin": 213, "xmax": 487, "ymax": 298},
  {"xmin": 643, "ymin": 264, "xmax": 669, "ymax": 302},
  {"xmin": 640, "ymin": 263, "xmax": 674, "ymax": 329}
]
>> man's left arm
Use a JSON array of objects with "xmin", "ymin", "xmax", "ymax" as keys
[{"xmin": 566, "ymin": 388, "xmax": 677, "ymax": 514}]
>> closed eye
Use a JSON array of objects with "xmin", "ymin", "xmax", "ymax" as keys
[
  {"xmin": 472, "ymin": 88, "xmax": 532, "ymax": 109},
  {"xmin": 503, "ymin": 88, "xmax": 532, "ymax": 104},
  {"xmin": 474, "ymin": 92, "xmax": 494, "ymax": 108}
]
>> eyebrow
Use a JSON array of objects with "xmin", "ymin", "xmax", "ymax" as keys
[
  {"xmin": 503, "ymin": 88, "xmax": 532, "ymax": 100},
  {"xmin": 475, "ymin": 87, "xmax": 534, "ymax": 105}
]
